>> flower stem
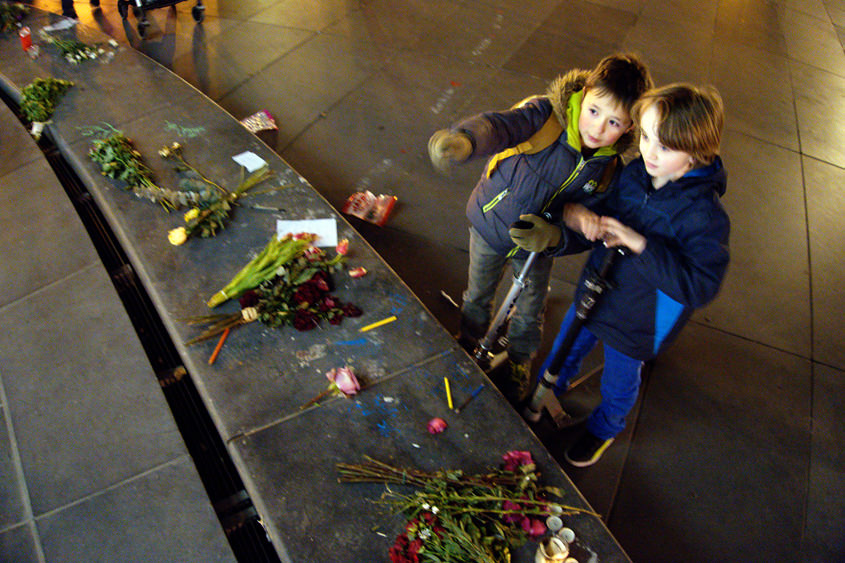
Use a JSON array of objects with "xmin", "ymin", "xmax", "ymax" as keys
[
  {"xmin": 300, "ymin": 387, "xmax": 335, "ymax": 410},
  {"xmin": 175, "ymin": 154, "xmax": 228, "ymax": 194}
]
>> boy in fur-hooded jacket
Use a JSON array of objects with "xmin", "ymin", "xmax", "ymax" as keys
[{"xmin": 428, "ymin": 53, "xmax": 652, "ymax": 399}]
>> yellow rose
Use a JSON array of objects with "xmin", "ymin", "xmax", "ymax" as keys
[
  {"xmin": 184, "ymin": 208, "xmax": 200, "ymax": 222},
  {"xmin": 168, "ymin": 227, "xmax": 188, "ymax": 246}
]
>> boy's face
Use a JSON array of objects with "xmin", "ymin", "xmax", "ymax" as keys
[
  {"xmin": 638, "ymin": 104, "xmax": 694, "ymax": 188},
  {"xmin": 578, "ymin": 89, "xmax": 632, "ymax": 149}
]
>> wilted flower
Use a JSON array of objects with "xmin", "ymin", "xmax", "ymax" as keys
[
  {"xmin": 349, "ymin": 267, "xmax": 368, "ymax": 278},
  {"xmin": 502, "ymin": 450, "xmax": 534, "ymax": 471},
  {"xmin": 521, "ymin": 517, "xmax": 546, "ymax": 539},
  {"xmin": 427, "ymin": 417, "xmax": 447, "ymax": 434},
  {"xmin": 336, "ymin": 238, "xmax": 349, "ymax": 255},
  {"xmin": 168, "ymin": 226, "xmax": 187, "ymax": 246}
]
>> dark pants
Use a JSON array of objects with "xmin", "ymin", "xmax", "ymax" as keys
[{"xmin": 61, "ymin": 0, "xmax": 77, "ymax": 16}]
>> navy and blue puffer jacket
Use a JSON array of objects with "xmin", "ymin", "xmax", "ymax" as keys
[
  {"xmin": 576, "ymin": 156, "xmax": 730, "ymax": 360},
  {"xmin": 452, "ymin": 70, "xmax": 634, "ymax": 256}
]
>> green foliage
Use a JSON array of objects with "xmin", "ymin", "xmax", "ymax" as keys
[
  {"xmin": 338, "ymin": 455, "xmax": 595, "ymax": 563},
  {"xmin": 0, "ymin": 2, "xmax": 29, "ymax": 33},
  {"xmin": 20, "ymin": 77, "xmax": 73, "ymax": 123}
]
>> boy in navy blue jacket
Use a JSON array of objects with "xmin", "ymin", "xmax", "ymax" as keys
[
  {"xmin": 428, "ymin": 53, "xmax": 652, "ymax": 400},
  {"xmin": 532, "ymin": 84, "xmax": 730, "ymax": 467}
]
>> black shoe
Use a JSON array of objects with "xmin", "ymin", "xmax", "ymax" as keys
[
  {"xmin": 455, "ymin": 332, "xmax": 478, "ymax": 358},
  {"xmin": 564, "ymin": 431, "xmax": 614, "ymax": 467}
]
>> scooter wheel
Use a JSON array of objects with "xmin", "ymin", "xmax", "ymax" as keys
[
  {"xmin": 191, "ymin": 4, "xmax": 205, "ymax": 22},
  {"xmin": 117, "ymin": 0, "xmax": 128, "ymax": 19}
]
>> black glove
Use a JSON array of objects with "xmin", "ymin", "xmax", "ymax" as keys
[{"xmin": 509, "ymin": 214, "xmax": 561, "ymax": 252}]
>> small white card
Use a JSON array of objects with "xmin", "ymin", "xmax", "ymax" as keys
[
  {"xmin": 276, "ymin": 218, "xmax": 338, "ymax": 247},
  {"xmin": 232, "ymin": 151, "xmax": 267, "ymax": 173}
]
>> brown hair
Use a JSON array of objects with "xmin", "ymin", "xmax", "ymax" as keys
[
  {"xmin": 632, "ymin": 84, "xmax": 724, "ymax": 166},
  {"xmin": 585, "ymin": 52, "xmax": 654, "ymax": 115}
]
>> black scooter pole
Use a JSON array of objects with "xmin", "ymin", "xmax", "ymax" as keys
[{"xmin": 523, "ymin": 245, "xmax": 626, "ymax": 422}]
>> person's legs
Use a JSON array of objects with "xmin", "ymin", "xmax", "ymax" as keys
[
  {"xmin": 585, "ymin": 344, "xmax": 643, "ymax": 440},
  {"xmin": 537, "ymin": 304, "xmax": 600, "ymax": 395},
  {"xmin": 565, "ymin": 343, "xmax": 642, "ymax": 467},
  {"xmin": 503, "ymin": 251, "xmax": 553, "ymax": 364},
  {"xmin": 459, "ymin": 227, "xmax": 506, "ymax": 348},
  {"xmin": 61, "ymin": 0, "xmax": 78, "ymax": 18}
]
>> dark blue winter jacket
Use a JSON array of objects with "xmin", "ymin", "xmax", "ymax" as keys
[
  {"xmin": 577, "ymin": 156, "xmax": 730, "ymax": 360},
  {"xmin": 452, "ymin": 70, "xmax": 633, "ymax": 257}
]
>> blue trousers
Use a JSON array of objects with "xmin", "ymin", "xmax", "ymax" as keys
[{"xmin": 539, "ymin": 305, "xmax": 643, "ymax": 440}]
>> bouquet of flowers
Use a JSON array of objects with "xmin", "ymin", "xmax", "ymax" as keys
[
  {"xmin": 20, "ymin": 77, "xmax": 74, "ymax": 139},
  {"xmin": 160, "ymin": 142, "xmax": 280, "ymax": 243},
  {"xmin": 337, "ymin": 452, "xmax": 594, "ymax": 563},
  {"xmin": 184, "ymin": 235, "xmax": 362, "ymax": 345},
  {"xmin": 39, "ymin": 29, "xmax": 119, "ymax": 64},
  {"xmin": 88, "ymin": 125, "xmax": 215, "ymax": 210},
  {"xmin": 87, "ymin": 126, "xmax": 283, "ymax": 243},
  {"xmin": 0, "ymin": 2, "xmax": 29, "ymax": 33}
]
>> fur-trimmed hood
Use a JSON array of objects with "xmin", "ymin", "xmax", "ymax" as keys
[{"xmin": 545, "ymin": 69, "xmax": 637, "ymax": 157}]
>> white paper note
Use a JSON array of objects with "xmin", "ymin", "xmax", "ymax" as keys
[
  {"xmin": 276, "ymin": 218, "xmax": 338, "ymax": 247},
  {"xmin": 232, "ymin": 151, "xmax": 267, "ymax": 173}
]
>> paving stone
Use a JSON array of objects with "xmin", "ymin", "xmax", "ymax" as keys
[
  {"xmin": 0, "ymin": 102, "xmax": 40, "ymax": 176},
  {"xmin": 0, "ymin": 406, "xmax": 25, "ymax": 531},
  {"xmin": 36, "ymin": 457, "xmax": 235, "ymax": 563},
  {"xmin": 0, "ymin": 264, "xmax": 187, "ymax": 514},
  {"xmin": 608, "ymin": 323, "xmax": 812, "ymax": 562},
  {"xmin": 0, "ymin": 524, "xmax": 40, "ymax": 563},
  {"xmin": 0, "ymin": 159, "xmax": 99, "ymax": 309}
]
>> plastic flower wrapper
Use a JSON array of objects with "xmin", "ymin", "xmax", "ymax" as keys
[
  {"xmin": 300, "ymin": 366, "xmax": 361, "ymax": 409},
  {"xmin": 337, "ymin": 452, "xmax": 593, "ymax": 563}
]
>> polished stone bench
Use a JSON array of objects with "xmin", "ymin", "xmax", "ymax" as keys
[{"xmin": 1, "ymin": 9, "xmax": 630, "ymax": 562}]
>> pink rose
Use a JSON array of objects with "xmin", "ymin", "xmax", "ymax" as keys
[
  {"xmin": 502, "ymin": 450, "xmax": 534, "ymax": 471},
  {"xmin": 427, "ymin": 417, "xmax": 447, "ymax": 434},
  {"xmin": 336, "ymin": 238, "xmax": 349, "ymax": 255},
  {"xmin": 326, "ymin": 366, "xmax": 360, "ymax": 396},
  {"xmin": 521, "ymin": 517, "xmax": 546, "ymax": 539}
]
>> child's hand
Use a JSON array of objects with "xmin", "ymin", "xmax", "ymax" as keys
[
  {"xmin": 428, "ymin": 130, "xmax": 472, "ymax": 173},
  {"xmin": 563, "ymin": 203, "xmax": 602, "ymax": 241},
  {"xmin": 509, "ymin": 214, "xmax": 561, "ymax": 252},
  {"xmin": 599, "ymin": 217, "xmax": 646, "ymax": 254}
]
